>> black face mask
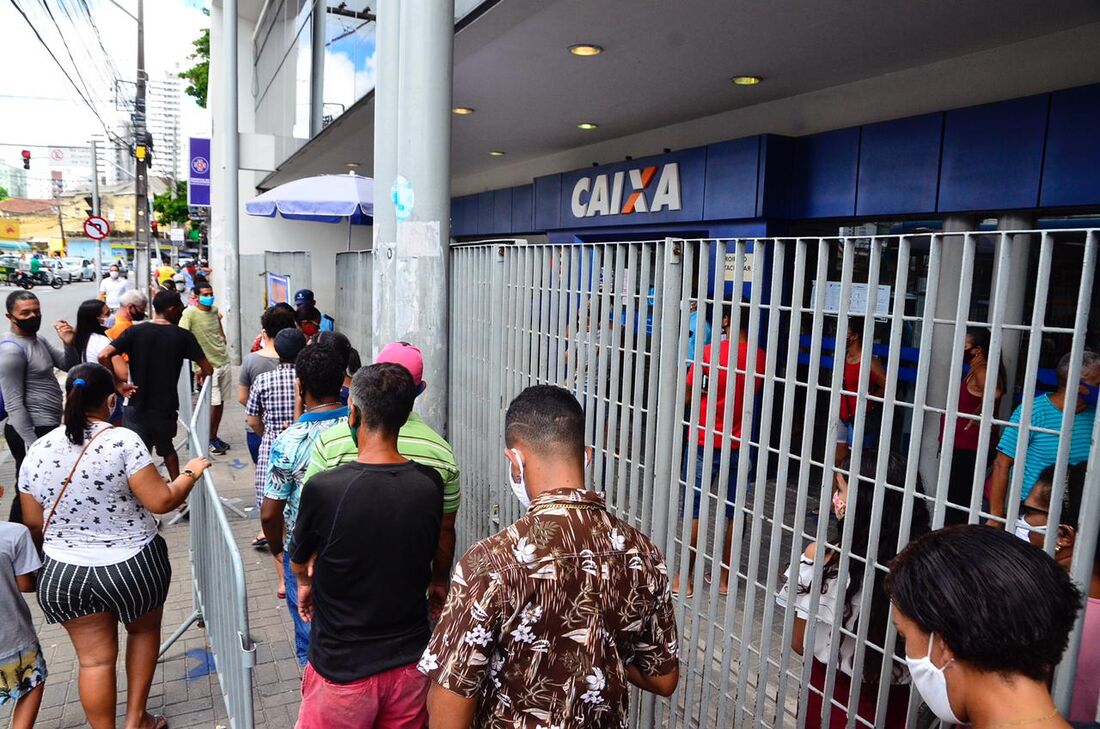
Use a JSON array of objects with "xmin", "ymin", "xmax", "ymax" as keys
[
  {"xmin": 14, "ymin": 315, "xmax": 42, "ymax": 334},
  {"xmin": 131, "ymin": 310, "xmax": 147, "ymax": 322}
]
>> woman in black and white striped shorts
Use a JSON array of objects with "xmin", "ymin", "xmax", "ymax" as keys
[{"xmin": 17, "ymin": 363, "xmax": 210, "ymax": 729}]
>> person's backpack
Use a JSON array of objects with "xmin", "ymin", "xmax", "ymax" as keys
[{"xmin": 0, "ymin": 339, "xmax": 29, "ymax": 422}]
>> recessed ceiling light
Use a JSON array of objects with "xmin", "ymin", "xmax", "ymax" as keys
[
  {"xmin": 577, "ymin": 122, "xmax": 599, "ymax": 130},
  {"xmin": 731, "ymin": 75, "xmax": 763, "ymax": 86},
  {"xmin": 488, "ymin": 150, "xmax": 506, "ymax": 156},
  {"xmin": 569, "ymin": 44, "xmax": 604, "ymax": 57},
  {"xmin": 345, "ymin": 162, "xmax": 361, "ymax": 169},
  {"xmin": 452, "ymin": 106, "xmax": 475, "ymax": 115}
]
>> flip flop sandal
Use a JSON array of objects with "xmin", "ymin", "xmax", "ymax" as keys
[
  {"xmin": 151, "ymin": 715, "xmax": 169, "ymax": 729},
  {"xmin": 251, "ymin": 536, "xmax": 268, "ymax": 548}
]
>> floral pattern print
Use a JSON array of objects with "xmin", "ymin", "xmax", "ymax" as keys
[{"xmin": 421, "ymin": 488, "xmax": 679, "ymax": 728}]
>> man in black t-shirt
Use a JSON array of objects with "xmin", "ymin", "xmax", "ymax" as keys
[
  {"xmin": 99, "ymin": 289, "xmax": 213, "ymax": 479},
  {"xmin": 290, "ymin": 363, "xmax": 443, "ymax": 729}
]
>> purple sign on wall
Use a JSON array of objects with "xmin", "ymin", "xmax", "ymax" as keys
[{"xmin": 187, "ymin": 137, "xmax": 211, "ymax": 207}]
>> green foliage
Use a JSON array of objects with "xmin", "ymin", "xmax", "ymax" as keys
[
  {"xmin": 153, "ymin": 180, "xmax": 190, "ymax": 226},
  {"xmin": 179, "ymin": 10, "xmax": 210, "ymax": 109},
  {"xmin": 0, "ymin": 185, "xmax": 8, "ymax": 201}
]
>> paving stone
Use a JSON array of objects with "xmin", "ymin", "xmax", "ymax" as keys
[{"xmin": 0, "ymin": 386, "xmax": 304, "ymax": 727}]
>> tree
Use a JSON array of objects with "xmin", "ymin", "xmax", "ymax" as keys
[
  {"xmin": 153, "ymin": 180, "xmax": 190, "ymax": 226},
  {"xmin": 0, "ymin": 185, "xmax": 8, "ymax": 201},
  {"xmin": 179, "ymin": 9, "xmax": 209, "ymax": 108}
]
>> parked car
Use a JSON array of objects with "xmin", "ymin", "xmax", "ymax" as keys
[
  {"xmin": 39, "ymin": 258, "xmax": 72, "ymax": 283},
  {"xmin": 62, "ymin": 257, "xmax": 96, "ymax": 281}
]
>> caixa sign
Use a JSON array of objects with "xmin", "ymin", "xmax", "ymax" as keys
[
  {"xmin": 557, "ymin": 147, "xmax": 705, "ymax": 228},
  {"xmin": 571, "ymin": 162, "xmax": 682, "ymax": 218}
]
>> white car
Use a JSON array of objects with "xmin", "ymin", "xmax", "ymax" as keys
[
  {"xmin": 39, "ymin": 258, "xmax": 72, "ymax": 283},
  {"xmin": 61, "ymin": 257, "xmax": 96, "ymax": 281}
]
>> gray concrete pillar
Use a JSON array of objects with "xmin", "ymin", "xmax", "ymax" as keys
[
  {"xmin": 309, "ymin": 0, "xmax": 326, "ymax": 138},
  {"xmin": 372, "ymin": 0, "xmax": 454, "ymax": 434},
  {"xmin": 919, "ymin": 216, "xmax": 978, "ymax": 485},
  {"xmin": 993, "ymin": 214, "xmax": 1034, "ymax": 417}
]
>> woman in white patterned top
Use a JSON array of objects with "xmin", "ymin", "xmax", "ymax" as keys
[{"xmin": 18, "ymin": 363, "xmax": 210, "ymax": 729}]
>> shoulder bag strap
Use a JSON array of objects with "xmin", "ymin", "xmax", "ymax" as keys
[{"xmin": 43, "ymin": 425, "xmax": 115, "ymax": 535}]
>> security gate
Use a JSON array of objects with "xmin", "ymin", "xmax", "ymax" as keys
[{"xmin": 448, "ymin": 230, "xmax": 1100, "ymax": 728}]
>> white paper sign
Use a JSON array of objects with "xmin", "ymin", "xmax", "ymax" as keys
[
  {"xmin": 812, "ymin": 281, "xmax": 892, "ymax": 317},
  {"xmin": 397, "ymin": 221, "xmax": 441, "ymax": 258},
  {"xmin": 723, "ymin": 251, "xmax": 754, "ymax": 282}
]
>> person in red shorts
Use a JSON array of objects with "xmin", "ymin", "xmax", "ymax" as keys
[{"xmin": 290, "ymin": 363, "xmax": 443, "ymax": 729}]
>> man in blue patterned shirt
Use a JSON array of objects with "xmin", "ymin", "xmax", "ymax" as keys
[{"xmin": 260, "ymin": 343, "xmax": 348, "ymax": 665}]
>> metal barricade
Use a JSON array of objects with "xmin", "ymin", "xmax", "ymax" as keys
[
  {"xmin": 449, "ymin": 231, "xmax": 1100, "ymax": 728},
  {"xmin": 160, "ymin": 380, "xmax": 257, "ymax": 729}
]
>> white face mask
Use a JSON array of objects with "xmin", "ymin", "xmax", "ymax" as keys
[
  {"xmin": 905, "ymin": 633, "xmax": 960, "ymax": 725},
  {"xmin": 109, "ymin": 270, "xmax": 119, "ymax": 279},
  {"xmin": 1015, "ymin": 517, "xmax": 1045, "ymax": 543},
  {"xmin": 507, "ymin": 448, "xmax": 531, "ymax": 510}
]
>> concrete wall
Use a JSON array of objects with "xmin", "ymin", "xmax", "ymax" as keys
[
  {"xmin": 335, "ymin": 250, "xmax": 372, "ymax": 355},
  {"xmin": 210, "ymin": 3, "xmax": 369, "ymax": 355}
]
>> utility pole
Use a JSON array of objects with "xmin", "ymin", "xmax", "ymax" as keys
[
  {"xmin": 134, "ymin": 0, "xmax": 151, "ymax": 293},
  {"xmin": 224, "ymin": 0, "xmax": 242, "ymax": 362},
  {"xmin": 91, "ymin": 139, "xmax": 103, "ymax": 284},
  {"xmin": 371, "ymin": 0, "xmax": 454, "ymax": 433}
]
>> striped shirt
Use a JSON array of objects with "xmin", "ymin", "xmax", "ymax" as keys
[
  {"xmin": 303, "ymin": 412, "xmax": 460, "ymax": 514},
  {"xmin": 996, "ymin": 394, "xmax": 1095, "ymax": 500}
]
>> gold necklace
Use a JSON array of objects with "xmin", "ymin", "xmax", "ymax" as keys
[
  {"xmin": 984, "ymin": 708, "xmax": 1059, "ymax": 729},
  {"xmin": 530, "ymin": 502, "xmax": 602, "ymax": 514}
]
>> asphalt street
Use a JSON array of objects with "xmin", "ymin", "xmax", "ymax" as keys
[{"xmin": 2, "ymin": 278, "xmax": 104, "ymax": 349}]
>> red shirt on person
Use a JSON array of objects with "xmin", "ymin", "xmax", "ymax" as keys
[{"xmin": 687, "ymin": 336, "xmax": 767, "ymax": 449}]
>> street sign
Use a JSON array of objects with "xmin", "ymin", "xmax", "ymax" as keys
[{"xmin": 84, "ymin": 216, "xmax": 111, "ymax": 240}]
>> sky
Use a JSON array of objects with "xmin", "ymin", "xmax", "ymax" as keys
[{"xmin": 0, "ymin": 0, "xmax": 211, "ymax": 156}]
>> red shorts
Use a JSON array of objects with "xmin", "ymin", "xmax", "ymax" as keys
[{"xmin": 296, "ymin": 661, "xmax": 429, "ymax": 729}]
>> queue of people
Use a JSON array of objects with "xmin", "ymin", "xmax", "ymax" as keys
[{"xmin": 0, "ymin": 279, "xmax": 1096, "ymax": 729}]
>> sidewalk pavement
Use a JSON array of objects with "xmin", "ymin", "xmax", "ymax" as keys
[{"xmin": 0, "ymin": 378, "xmax": 305, "ymax": 728}]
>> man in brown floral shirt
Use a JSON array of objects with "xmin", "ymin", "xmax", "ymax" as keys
[{"xmin": 420, "ymin": 385, "xmax": 679, "ymax": 728}]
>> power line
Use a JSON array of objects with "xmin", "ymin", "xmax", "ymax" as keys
[{"xmin": 7, "ymin": 0, "xmax": 131, "ymax": 151}]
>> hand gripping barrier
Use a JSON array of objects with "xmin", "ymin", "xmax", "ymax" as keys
[{"xmin": 160, "ymin": 379, "xmax": 257, "ymax": 728}]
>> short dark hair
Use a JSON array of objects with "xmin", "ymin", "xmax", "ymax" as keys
[
  {"xmin": 847, "ymin": 316, "xmax": 868, "ymax": 342},
  {"xmin": 313, "ymin": 331, "xmax": 353, "ymax": 369},
  {"xmin": 504, "ymin": 385, "xmax": 585, "ymax": 458},
  {"xmin": 887, "ymin": 525, "xmax": 1083, "ymax": 681},
  {"xmin": 153, "ymin": 289, "xmax": 182, "ymax": 314},
  {"xmin": 295, "ymin": 343, "xmax": 345, "ymax": 401},
  {"xmin": 260, "ymin": 305, "xmax": 297, "ymax": 339},
  {"xmin": 6, "ymin": 290, "xmax": 36, "ymax": 313},
  {"xmin": 193, "ymin": 281, "xmax": 213, "ymax": 295},
  {"xmin": 1033, "ymin": 463, "xmax": 1097, "ymax": 563},
  {"xmin": 296, "ymin": 304, "xmax": 321, "ymax": 324},
  {"xmin": 349, "ymin": 363, "xmax": 416, "ymax": 438}
]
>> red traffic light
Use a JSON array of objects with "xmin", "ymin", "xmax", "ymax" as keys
[{"xmin": 21, "ymin": 150, "xmax": 30, "ymax": 170}]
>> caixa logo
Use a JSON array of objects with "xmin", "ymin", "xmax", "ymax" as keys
[{"xmin": 570, "ymin": 162, "xmax": 682, "ymax": 219}]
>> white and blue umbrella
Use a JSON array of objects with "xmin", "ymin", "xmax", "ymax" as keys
[{"xmin": 245, "ymin": 172, "xmax": 374, "ymax": 249}]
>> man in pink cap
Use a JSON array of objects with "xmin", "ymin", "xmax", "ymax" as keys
[{"xmin": 304, "ymin": 341, "xmax": 460, "ymax": 617}]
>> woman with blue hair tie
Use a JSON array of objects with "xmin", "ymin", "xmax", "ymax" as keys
[{"xmin": 17, "ymin": 363, "xmax": 211, "ymax": 729}]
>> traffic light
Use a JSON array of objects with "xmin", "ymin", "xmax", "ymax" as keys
[
  {"xmin": 21, "ymin": 150, "xmax": 30, "ymax": 170},
  {"xmin": 83, "ymin": 196, "xmax": 94, "ymax": 217}
]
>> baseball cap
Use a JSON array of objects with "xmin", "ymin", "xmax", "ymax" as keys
[
  {"xmin": 274, "ymin": 328, "xmax": 307, "ymax": 363},
  {"xmin": 375, "ymin": 341, "xmax": 423, "ymax": 387},
  {"xmin": 294, "ymin": 289, "xmax": 315, "ymax": 306},
  {"xmin": 172, "ymin": 273, "xmax": 185, "ymax": 282}
]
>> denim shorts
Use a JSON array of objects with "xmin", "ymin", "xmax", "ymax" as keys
[{"xmin": 681, "ymin": 444, "xmax": 752, "ymax": 520}]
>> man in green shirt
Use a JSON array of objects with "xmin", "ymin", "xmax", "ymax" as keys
[
  {"xmin": 179, "ymin": 281, "xmax": 233, "ymax": 454},
  {"xmin": 303, "ymin": 341, "xmax": 459, "ymax": 617}
]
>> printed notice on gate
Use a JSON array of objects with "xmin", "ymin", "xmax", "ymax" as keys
[{"xmin": 812, "ymin": 281, "xmax": 892, "ymax": 318}]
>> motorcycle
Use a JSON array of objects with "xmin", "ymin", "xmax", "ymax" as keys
[{"xmin": 11, "ymin": 270, "xmax": 63, "ymax": 290}]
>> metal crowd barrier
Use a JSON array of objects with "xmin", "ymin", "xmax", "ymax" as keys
[
  {"xmin": 448, "ymin": 231, "xmax": 1100, "ymax": 728},
  {"xmin": 160, "ymin": 379, "xmax": 256, "ymax": 729}
]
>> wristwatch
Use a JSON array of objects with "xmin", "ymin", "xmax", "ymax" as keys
[{"xmin": 183, "ymin": 468, "xmax": 198, "ymax": 480}]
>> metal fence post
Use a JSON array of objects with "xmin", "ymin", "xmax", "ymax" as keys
[{"xmin": 650, "ymin": 239, "xmax": 683, "ymax": 553}]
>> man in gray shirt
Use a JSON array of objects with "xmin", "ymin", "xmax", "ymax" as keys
[{"xmin": 0, "ymin": 290, "xmax": 75, "ymax": 523}]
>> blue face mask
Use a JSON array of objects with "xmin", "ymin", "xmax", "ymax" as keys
[
  {"xmin": 1080, "ymin": 381, "xmax": 1099, "ymax": 409},
  {"xmin": 199, "ymin": 295, "xmax": 215, "ymax": 307}
]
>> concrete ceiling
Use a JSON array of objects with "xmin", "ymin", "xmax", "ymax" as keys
[{"xmin": 261, "ymin": 0, "xmax": 1100, "ymax": 193}]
